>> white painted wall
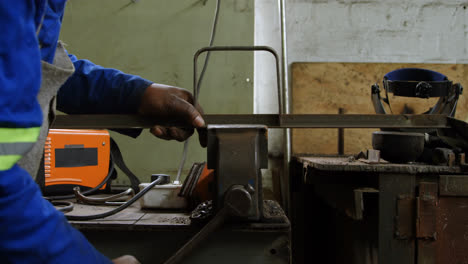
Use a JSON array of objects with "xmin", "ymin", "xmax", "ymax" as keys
[
  {"xmin": 255, "ymin": 0, "xmax": 468, "ymax": 154},
  {"xmin": 286, "ymin": 0, "xmax": 468, "ymax": 64},
  {"xmin": 254, "ymin": 0, "xmax": 283, "ymax": 156}
]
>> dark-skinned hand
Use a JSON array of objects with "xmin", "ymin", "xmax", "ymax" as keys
[{"xmin": 138, "ymin": 83, "xmax": 207, "ymax": 147}]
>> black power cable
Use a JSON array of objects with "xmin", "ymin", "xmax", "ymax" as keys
[
  {"xmin": 65, "ymin": 176, "xmax": 164, "ymax": 221},
  {"xmin": 175, "ymin": 0, "xmax": 221, "ymax": 183}
]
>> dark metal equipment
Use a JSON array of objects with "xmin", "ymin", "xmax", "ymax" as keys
[
  {"xmin": 292, "ymin": 156, "xmax": 468, "ymax": 264},
  {"xmin": 207, "ymin": 125, "xmax": 268, "ymax": 220},
  {"xmin": 372, "ymin": 131, "xmax": 425, "ymax": 163},
  {"xmin": 162, "ymin": 125, "xmax": 270, "ymax": 263}
]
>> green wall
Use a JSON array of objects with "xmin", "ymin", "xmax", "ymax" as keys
[{"xmin": 60, "ymin": 0, "xmax": 254, "ymax": 184}]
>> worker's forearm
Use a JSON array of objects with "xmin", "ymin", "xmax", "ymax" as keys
[{"xmin": 57, "ymin": 54, "xmax": 152, "ymax": 115}]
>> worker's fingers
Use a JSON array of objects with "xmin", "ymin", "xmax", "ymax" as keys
[
  {"xmin": 140, "ymin": 84, "xmax": 206, "ymax": 146},
  {"xmin": 176, "ymin": 89, "xmax": 205, "ymax": 118},
  {"xmin": 112, "ymin": 255, "xmax": 141, "ymax": 264},
  {"xmin": 150, "ymin": 126, "xmax": 194, "ymax": 142},
  {"xmin": 197, "ymin": 128, "xmax": 207, "ymax": 148},
  {"xmin": 171, "ymin": 96, "xmax": 205, "ymax": 128},
  {"xmin": 169, "ymin": 127, "xmax": 195, "ymax": 141}
]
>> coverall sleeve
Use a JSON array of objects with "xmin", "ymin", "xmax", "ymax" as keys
[
  {"xmin": 57, "ymin": 54, "xmax": 152, "ymax": 115},
  {"xmin": 56, "ymin": 54, "xmax": 152, "ymax": 137},
  {"xmin": 0, "ymin": 2, "xmax": 111, "ymax": 263}
]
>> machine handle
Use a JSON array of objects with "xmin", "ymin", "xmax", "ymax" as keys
[{"xmin": 193, "ymin": 46, "xmax": 283, "ymax": 117}]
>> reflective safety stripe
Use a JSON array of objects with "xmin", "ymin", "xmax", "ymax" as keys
[
  {"xmin": 0, "ymin": 127, "xmax": 41, "ymax": 143},
  {"xmin": 0, "ymin": 155, "xmax": 22, "ymax": 171},
  {"xmin": 0, "ymin": 127, "xmax": 40, "ymax": 171},
  {"xmin": 0, "ymin": 142, "xmax": 35, "ymax": 155}
]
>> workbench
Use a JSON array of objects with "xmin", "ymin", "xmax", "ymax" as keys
[
  {"xmin": 291, "ymin": 156, "xmax": 468, "ymax": 264},
  {"xmin": 67, "ymin": 200, "xmax": 290, "ymax": 264}
]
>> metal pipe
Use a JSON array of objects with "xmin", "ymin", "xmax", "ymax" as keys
[
  {"xmin": 279, "ymin": 0, "xmax": 291, "ymax": 215},
  {"xmin": 193, "ymin": 46, "xmax": 283, "ymax": 115}
]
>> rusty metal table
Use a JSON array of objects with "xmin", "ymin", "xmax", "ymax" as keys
[
  {"xmin": 67, "ymin": 200, "xmax": 290, "ymax": 264},
  {"xmin": 291, "ymin": 156, "xmax": 468, "ymax": 264}
]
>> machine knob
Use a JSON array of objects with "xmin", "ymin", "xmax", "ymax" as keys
[{"xmin": 224, "ymin": 185, "xmax": 252, "ymax": 218}]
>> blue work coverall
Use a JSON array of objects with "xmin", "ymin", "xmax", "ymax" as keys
[{"xmin": 0, "ymin": 1, "xmax": 151, "ymax": 262}]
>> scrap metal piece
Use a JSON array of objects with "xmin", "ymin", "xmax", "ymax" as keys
[
  {"xmin": 432, "ymin": 148, "xmax": 456, "ymax": 166},
  {"xmin": 366, "ymin": 149, "xmax": 381, "ymax": 164},
  {"xmin": 190, "ymin": 200, "xmax": 214, "ymax": 225},
  {"xmin": 458, "ymin": 153, "xmax": 466, "ymax": 165}
]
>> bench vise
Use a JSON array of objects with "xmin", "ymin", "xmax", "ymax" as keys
[{"xmin": 207, "ymin": 125, "xmax": 268, "ymax": 221}]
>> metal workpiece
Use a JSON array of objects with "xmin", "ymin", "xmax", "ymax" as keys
[
  {"xmin": 51, "ymin": 114, "xmax": 450, "ymax": 129},
  {"xmin": 207, "ymin": 125, "xmax": 268, "ymax": 221}
]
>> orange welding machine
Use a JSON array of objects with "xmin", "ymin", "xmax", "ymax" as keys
[{"xmin": 39, "ymin": 129, "xmax": 117, "ymax": 195}]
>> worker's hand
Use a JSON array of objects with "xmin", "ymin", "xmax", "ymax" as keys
[
  {"xmin": 112, "ymin": 255, "xmax": 140, "ymax": 264},
  {"xmin": 138, "ymin": 83, "xmax": 207, "ymax": 147}
]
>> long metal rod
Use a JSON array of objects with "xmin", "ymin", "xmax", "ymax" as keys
[
  {"xmin": 194, "ymin": 46, "xmax": 283, "ymax": 115},
  {"xmin": 279, "ymin": 0, "xmax": 291, "ymax": 216},
  {"xmin": 51, "ymin": 114, "xmax": 449, "ymax": 129}
]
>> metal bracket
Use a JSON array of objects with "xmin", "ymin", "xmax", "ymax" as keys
[
  {"xmin": 395, "ymin": 195, "xmax": 415, "ymax": 240},
  {"xmin": 416, "ymin": 182, "xmax": 438, "ymax": 240}
]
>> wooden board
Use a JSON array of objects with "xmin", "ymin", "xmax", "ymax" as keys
[{"xmin": 292, "ymin": 62, "xmax": 468, "ymax": 155}]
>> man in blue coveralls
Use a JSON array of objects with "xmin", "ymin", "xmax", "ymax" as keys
[{"xmin": 0, "ymin": 1, "xmax": 205, "ymax": 263}]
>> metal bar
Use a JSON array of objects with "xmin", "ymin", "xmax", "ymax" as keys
[
  {"xmin": 279, "ymin": 0, "xmax": 291, "ymax": 218},
  {"xmin": 51, "ymin": 114, "xmax": 449, "ymax": 129},
  {"xmin": 338, "ymin": 108, "xmax": 345, "ymax": 155}
]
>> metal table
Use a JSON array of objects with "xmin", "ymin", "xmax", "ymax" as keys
[
  {"xmin": 291, "ymin": 156, "xmax": 468, "ymax": 264},
  {"xmin": 67, "ymin": 200, "xmax": 290, "ymax": 264}
]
